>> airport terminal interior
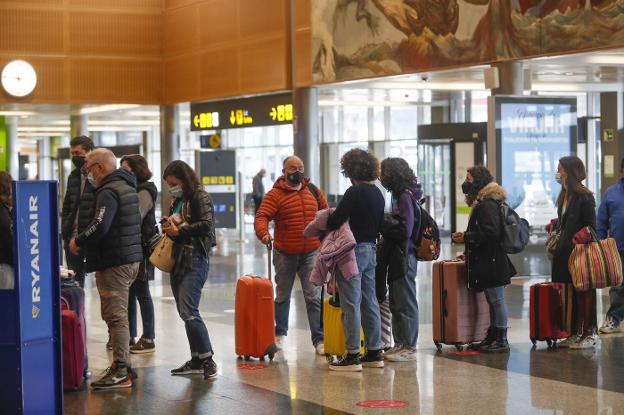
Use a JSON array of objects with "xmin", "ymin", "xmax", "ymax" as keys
[{"xmin": 2, "ymin": 0, "xmax": 624, "ymax": 414}]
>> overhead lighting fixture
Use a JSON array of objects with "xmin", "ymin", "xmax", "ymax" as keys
[
  {"xmin": 18, "ymin": 126, "xmax": 69, "ymax": 132},
  {"xmin": 585, "ymin": 55, "xmax": 624, "ymax": 65},
  {"xmin": 367, "ymin": 81, "xmax": 486, "ymax": 91},
  {"xmin": 76, "ymin": 104, "xmax": 140, "ymax": 115},
  {"xmin": 531, "ymin": 82, "xmax": 623, "ymax": 92},
  {"xmin": 0, "ymin": 111, "xmax": 36, "ymax": 116}
]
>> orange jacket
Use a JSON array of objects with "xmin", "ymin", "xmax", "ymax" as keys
[{"xmin": 254, "ymin": 177, "xmax": 329, "ymax": 255}]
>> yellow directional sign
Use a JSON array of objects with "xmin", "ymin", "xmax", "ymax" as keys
[
  {"xmin": 209, "ymin": 134, "xmax": 221, "ymax": 148},
  {"xmin": 269, "ymin": 104, "xmax": 293, "ymax": 122}
]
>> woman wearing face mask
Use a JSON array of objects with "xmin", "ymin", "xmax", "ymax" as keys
[
  {"xmin": 120, "ymin": 155, "xmax": 158, "ymax": 354},
  {"xmin": 451, "ymin": 166, "xmax": 516, "ymax": 353},
  {"xmin": 548, "ymin": 156, "xmax": 597, "ymax": 349},
  {"xmin": 162, "ymin": 160, "xmax": 218, "ymax": 379},
  {"xmin": 326, "ymin": 149, "xmax": 386, "ymax": 371}
]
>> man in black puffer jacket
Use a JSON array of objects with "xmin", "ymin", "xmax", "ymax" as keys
[
  {"xmin": 61, "ymin": 135, "xmax": 96, "ymax": 288},
  {"xmin": 69, "ymin": 148, "xmax": 142, "ymax": 390}
]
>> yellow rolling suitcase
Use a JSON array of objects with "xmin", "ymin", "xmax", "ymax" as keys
[{"xmin": 323, "ymin": 293, "xmax": 365, "ymax": 363}]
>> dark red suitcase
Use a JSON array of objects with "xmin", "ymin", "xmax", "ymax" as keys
[
  {"xmin": 62, "ymin": 308, "xmax": 86, "ymax": 391},
  {"xmin": 529, "ymin": 283, "xmax": 570, "ymax": 347},
  {"xmin": 61, "ymin": 286, "xmax": 88, "ymax": 372}
]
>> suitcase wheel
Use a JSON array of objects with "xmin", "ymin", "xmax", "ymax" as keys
[
  {"xmin": 326, "ymin": 355, "xmax": 334, "ymax": 364},
  {"xmin": 244, "ymin": 356, "xmax": 251, "ymax": 361},
  {"xmin": 530, "ymin": 336, "xmax": 536, "ymax": 346},
  {"xmin": 268, "ymin": 353, "xmax": 275, "ymax": 361},
  {"xmin": 237, "ymin": 356, "xmax": 243, "ymax": 360},
  {"xmin": 434, "ymin": 342, "xmax": 442, "ymax": 352},
  {"xmin": 546, "ymin": 339, "xmax": 555, "ymax": 348}
]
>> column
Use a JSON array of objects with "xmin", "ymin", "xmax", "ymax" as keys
[
  {"xmin": 449, "ymin": 91, "xmax": 465, "ymax": 123},
  {"xmin": 70, "ymin": 114, "xmax": 88, "ymax": 139},
  {"xmin": 6, "ymin": 116, "xmax": 18, "ymax": 178},
  {"xmin": 487, "ymin": 61, "xmax": 524, "ymax": 180},
  {"xmin": 160, "ymin": 104, "xmax": 180, "ymax": 213},
  {"xmin": 600, "ymin": 92, "xmax": 624, "ymax": 193},
  {"xmin": 293, "ymin": 87, "xmax": 320, "ymax": 184},
  {"xmin": 37, "ymin": 137, "xmax": 52, "ymax": 180}
]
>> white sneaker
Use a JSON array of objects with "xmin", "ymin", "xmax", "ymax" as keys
[
  {"xmin": 385, "ymin": 348, "xmax": 417, "ymax": 362},
  {"xmin": 599, "ymin": 317, "xmax": 621, "ymax": 334},
  {"xmin": 569, "ymin": 335, "xmax": 596, "ymax": 350},
  {"xmin": 275, "ymin": 336, "xmax": 285, "ymax": 350},
  {"xmin": 315, "ymin": 343, "xmax": 325, "ymax": 356},
  {"xmin": 384, "ymin": 345, "xmax": 404, "ymax": 357},
  {"xmin": 557, "ymin": 335, "xmax": 580, "ymax": 348}
]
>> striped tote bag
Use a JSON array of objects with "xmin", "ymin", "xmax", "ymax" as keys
[{"xmin": 568, "ymin": 229, "xmax": 623, "ymax": 291}]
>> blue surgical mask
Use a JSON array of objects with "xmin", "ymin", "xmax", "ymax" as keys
[
  {"xmin": 87, "ymin": 172, "xmax": 97, "ymax": 187},
  {"xmin": 555, "ymin": 173, "xmax": 563, "ymax": 184},
  {"xmin": 169, "ymin": 185, "xmax": 184, "ymax": 199}
]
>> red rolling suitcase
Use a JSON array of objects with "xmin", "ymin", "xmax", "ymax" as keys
[
  {"xmin": 62, "ymin": 306, "xmax": 86, "ymax": 391},
  {"xmin": 529, "ymin": 283, "xmax": 570, "ymax": 347},
  {"xmin": 61, "ymin": 284, "xmax": 88, "ymax": 373},
  {"xmin": 235, "ymin": 243, "xmax": 278, "ymax": 360},
  {"xmin": 432, "ymin": 260, "xmax": 490, "ymax": 351}
]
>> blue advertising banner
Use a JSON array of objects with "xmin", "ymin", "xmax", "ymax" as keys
[
  {"xmin": 0, "ymin": 181, "xmax": 62, "ymax": 414},
  {"xmin": 496, "ymin": 97, "xmax": 576, "ymax": 241}
]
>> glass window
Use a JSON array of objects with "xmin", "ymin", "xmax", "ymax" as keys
[
  {"xmin": 343, "ymin": 106, "xmax": 368, "ymax": 142},
  {"xmin": 389, "ymin": 106, "xmax": 418, "ymax": 139}
]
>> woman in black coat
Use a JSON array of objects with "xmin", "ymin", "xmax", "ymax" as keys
[
  {"xmin": 452, "ymin": 166, "xmax": 516, "ymax": 353},
  {"xmin": 548, "ymin": 156, "xmax": 597, "ymax": 349}
]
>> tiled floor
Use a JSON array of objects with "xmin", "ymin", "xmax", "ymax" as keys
[{"xmin": 63, "ymin": 232, "xmax": 624, "ymax": 414}]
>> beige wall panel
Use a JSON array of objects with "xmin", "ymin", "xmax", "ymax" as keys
[
  {"xmin": 0, "ymin": 8, "xmax": 64, "ymax": 54},
  {"xmin": 165, "ymin": 0, "xmax": 199, "ymax": 9},
  {"xmin": 70, "ymin": 59, "xmax": 162, "ymax": 103},
  {"xmin": 0, "ymin": 56, "xmax": 65, "ymax": 104},
  {"xmin": 199, "ymin": 0, "xmax": 239, "ymax": 47},
  {"xmin": 295, "ymin": 0, "xmax": 310, "ymax": 30},
  {"xmin": 163, "ymin": 5, "xmax": 199, "ymax": 58},
  {"xmin": 2, "ymin": 0, "xmax": 63, "ymax": 5},
  {"xmin": 240, "ymin": 37, "xmax": 286, "ymax": 93},
  {"xmin": 69, "ymin": 12, "xmax": 161, "ymax": 57},
  {"xmin": 240, "ymin": 0, "xmax": 286, "ymax": 39},
  {"xmin": 68, "ymin": 0, "xmax": 163, "ymax": 9},
  {"xmin": 295, "ymin": 29, "xmax": 311, "ymax": 87},
  {"xmin": 164, "ymin": 54, "xmax": 200, "ymax": 103},
  {"xmin": 199, "ymin": 47, "xmax": 239, "ymax": 98}
]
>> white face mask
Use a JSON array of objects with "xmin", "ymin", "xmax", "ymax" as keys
[
  {"xmin": 169, "ymin": 185, "xmax": 184, "ymax": 199},
  {"xmin": 87, "ymin": 172, "xmax": 97, "ymax": 187},
  {"xmin": 555, "ymin": 172, "xmax": 563, "ymax": 184}
]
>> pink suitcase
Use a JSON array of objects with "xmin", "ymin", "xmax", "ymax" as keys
[
  {"xmin": 432, "ymin": 260, "xmax": 490, "ymax": 351},
  {"xmin": 62, "ymin": 308, "xmax": 86, "ymax": 391}
]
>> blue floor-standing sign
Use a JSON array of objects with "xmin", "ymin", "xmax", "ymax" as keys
[{"xmin": 0, "ymin": 181, "xmax": 63, "ymax": 414}]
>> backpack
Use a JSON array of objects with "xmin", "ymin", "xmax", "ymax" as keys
[
  {"xmin": 307, "ymin": 182, "xmax": 322, "ymax": 210},
  {"xmin": 499, "ymin": 203, "xmax": 530, "ymax": 254},
  {"xmin": 405, "ymin": 189, "xmax": 440, "ymax": 261}
]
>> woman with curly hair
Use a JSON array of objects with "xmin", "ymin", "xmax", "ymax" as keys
[
  {"xmin": 327, "ymin": 149, "xmax": 385, "ymax": 371},
  {"xmin": 379, "ymin": 158, "xmax": 423, "ymax": 362}
]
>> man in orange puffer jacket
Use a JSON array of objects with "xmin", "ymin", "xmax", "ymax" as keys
[{"xmin": 254, "ymin": 155, "xmax": 329, "ymax": 355}]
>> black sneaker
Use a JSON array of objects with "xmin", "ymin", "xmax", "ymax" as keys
[
  {"xmin": 130, "ymin": 337, "xmax": 155, "ymax": 354},
  {"xmin": 130, "ymin": 337, "xmax": 136, "ymax": 347},
  {"xmin": 360, "ymin": 349, "xmax": 384, "ymax": 368},
  {"xmin": 171, "ymin": 360, "xmax": 203, "ymax": 376},
  {"xmin": 329, "ymin": 353, "xmax": 362, "ymax": 372},
  {"xmin": 203, "ymin": 358, "xmax": 218, "ymax": 379},
  {"xmin": 91, "ymin": 366, "xmax": 132, "ymax": 389}
]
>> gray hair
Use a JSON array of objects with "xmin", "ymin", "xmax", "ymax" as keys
[{"xmin": 87, "ymin": 148, "xmax": 117, "ymax": 173}]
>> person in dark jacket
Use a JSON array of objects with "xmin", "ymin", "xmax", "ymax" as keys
[
  {"xmin": 547, "ymin": 156, "xmax": 597, "ymax": 349},
  {"xmin": 597, "ymin": 157, "xmax": 624, "ymax": 334},
  {"xmin": 452, "ymin": 166, "xmax": 516, "ymax": 353},
  {"xmin": 252, "ymin": 168, "xmax": 266, "ymax": 215},
  {"xmin": 121, "ymin": 155, "xmax": 158, "ymax": 354},
  {"xmin": 162, "ymin": 160, "xmax": 217, "ymax": 380},
  {"xmin": 0, "ymin": 172, "xmax": 14, "ymax": 289},
  {"xmin": 61, "ymin": 135, "xmax": 96, "ymax": 288},
  {"xmin": 69, "ymin": 148, "xmax": 142, "ymax": 390},
  {"xmin": 379, "ymin": 157, "xmax": 422, "ymax": 362},
  {"xmin": 326, "ymin": 149, "xmax": 385, "ymax": 372}
]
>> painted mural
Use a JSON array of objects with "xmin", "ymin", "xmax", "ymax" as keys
[{"xmin": 312, "ymin": 0, "xmax": 624, "ymax": 83}]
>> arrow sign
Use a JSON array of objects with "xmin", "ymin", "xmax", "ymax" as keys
[
  {"xmin": 270, "ymin": 107, "xmax": 277, "ymax": 121},
  {"xmin": 193, "ymin": 114, "xmax": 200, "ymax": 128},
  {"xmin": 230, "ymin": 111, "xmax": 236, "ymax": 125}
]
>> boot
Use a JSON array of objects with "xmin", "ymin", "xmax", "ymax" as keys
[
  {"xmin": 475, "ymin": 326, "xmax": 496, "ymax": 350},
  {"xmin": 482, "ymin": 328, "xmax": 510, "ymax": 353}
]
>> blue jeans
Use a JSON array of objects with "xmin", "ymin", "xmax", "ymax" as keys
[
  {"xmin": 128, "ymin": 278, "xmax": 155, "ymax": 339},
  {"xmin": 389, "ymin": 254, "xmax": 419, "ymax": 349},
  {"xmin": 273, "ymin": 249, "xmax": 323, "ymax": 346},
  {"xmin": 484, "ymin": 286, "xmax": 508, "ymax": 329},
  {"xmin": 337, "ymin": 242, "xmax": 381, "ymax": 354},
  {"xmin": 606, "ymin": 252, "xmax": 624, "ymax": 325},
  {"xmin": 171, "ymin": 253, "xmax": 214, "ymax": 359}
]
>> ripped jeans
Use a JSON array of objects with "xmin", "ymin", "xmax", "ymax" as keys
[{"xmin": 171, "ymin": 252, "xmax": 214, "ymax": 359}]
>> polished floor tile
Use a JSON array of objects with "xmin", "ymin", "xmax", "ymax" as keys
[{"xmin": 63, "ymin": 232, "xmax": 624, "ymax": 414}]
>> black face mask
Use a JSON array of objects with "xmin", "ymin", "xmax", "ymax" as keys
[
  {"xmin": 461, "ymin": 181, "xmax": 473, "ymax": 195},
  {"xmin": 286, "ymin": 171, "xmax": 304, "ymax": 185},
  {"xmin": 72, "ymin": 156, "xmax": 85, "ymax": 169}
]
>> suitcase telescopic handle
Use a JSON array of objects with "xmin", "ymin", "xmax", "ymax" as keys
[{"xmin": 266, "ymin": 240, "xmax": 272, "ymax": 281}]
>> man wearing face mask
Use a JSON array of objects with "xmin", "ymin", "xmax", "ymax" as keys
[
  {"xmin": 69, "ymin": 148, "xmax": 143, "ymax": 389},
  {"xmin": 61, "ymin": 135, "xmax": 96, "ymax": 288},
  {"xmin": 254, "ymin": 155, "xmax": 329, "ymax": 355}
]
